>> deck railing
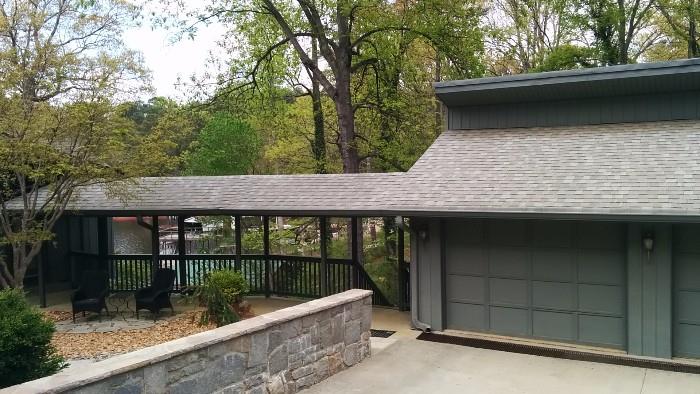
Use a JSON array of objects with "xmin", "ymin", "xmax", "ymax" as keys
[{"xmin": 89, "ymin": 253, "xmax": 393, "ymax": 306}]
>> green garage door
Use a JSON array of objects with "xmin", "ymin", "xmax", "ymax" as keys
[
  {"xmin": 445, "ymin": 219, "xmax": 627, "ymax": 349},
  {"xmin": 673, "ymin": 224, "xmax": 700, "ymax": 358}
]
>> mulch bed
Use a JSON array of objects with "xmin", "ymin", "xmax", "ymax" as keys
[
  {"xmin": 44, "ymin": 310, "xmax": 73, "ymax": 323},
  {"xmin": 48, "ymin": 310, "xmax": 252, "ymax": 360}
]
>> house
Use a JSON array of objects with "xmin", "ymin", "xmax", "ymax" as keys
[
  {"xmin": 409, "ymin": 59, "xmax": 700, "ymax": 360},
  {"xmin": 11, "ymin": 58, "xmax": 700, "ymax": 361}
]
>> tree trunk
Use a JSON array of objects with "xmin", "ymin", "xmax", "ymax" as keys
[
  {"xmin": 690, "ymin": 3, "xmax": 699, "ymax": 58},
  {"xmin": 334, "ymin": 69, "xmax": 359, "ymax": 173},
  {"xmin": 434, "ymin": 54, "xmax": 443, "ymax": 134},
  {"xmin": 310, "ymin": 38, "xmax": 327, "ymax": 174},
  {"xmin": 617, "ymin": 0, "xmax": 629, "ymax": 64}
]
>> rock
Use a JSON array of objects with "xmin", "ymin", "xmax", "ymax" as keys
[{"xmin": 266, "ymin": 374, "xmax": 286, "ymax": 394}]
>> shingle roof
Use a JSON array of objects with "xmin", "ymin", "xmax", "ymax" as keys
[
  {"xmin": 400, "ymin": 119, "xmax": 700, "ymax": 217},
  {"xmin": 8, "ymin": 120, "xmax": 700, "ymax": 219},
  {"xmin": 8, "ymin": 173, "xmax": 405, "ymax": 216}
]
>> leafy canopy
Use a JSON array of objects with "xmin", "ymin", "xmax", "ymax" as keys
[{"xmin": 185, "ymin": 113, "xmax": 261, "ymax": 176}]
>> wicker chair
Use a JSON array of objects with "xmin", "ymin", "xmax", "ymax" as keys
[
  {"xmin": 135, "ymin": 268, "xmax": 176, "ymax": 321},
  {"xmin": 71, "ymin": 270, "xmax": 109, "ymax": 322}
]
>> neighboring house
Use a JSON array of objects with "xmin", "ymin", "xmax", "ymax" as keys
[{"xmin": 12, "ymin": 59, "xmax": 700, "ymax": 361}]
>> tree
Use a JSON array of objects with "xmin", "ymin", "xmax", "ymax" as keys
[
  {"xmin": 185, "ymin": 113, "xmax": 261, "ymax": 176},
  {"xmin": 0, "ymin": 0, "xmax": 176, "ymax": 289},
  {"xmin": 583, "ymin": 0, "xmax": 662, "ymax": 64},
  {"xmin": 182, "ymin": 0, "xmax": 484, "ymax": 174},
  {"xmin": 484, "ymin": 0, "xmax": 586, "ymax": 74},
  {"xmin": 657, "ymin": 0, "xmax": 700, "ymax": 57}
]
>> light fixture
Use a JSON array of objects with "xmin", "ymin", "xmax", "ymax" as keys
[
  {"xmin": 418, "ymin": 229, "xmax": 429, "ymax": 241},
  {"xmin": 643, "ymin": 233, "xmax": 654, "ymax": 259}
]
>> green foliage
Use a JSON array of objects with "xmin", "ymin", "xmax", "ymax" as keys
[
  {"xmin": 185, "ymin": 113, "xmax": 261, "ymax": 176},
  {"xmin": 0, "ymin": 0, "xmax": 179, "ymax": 289},
  {"xmin": 190, "ymin": 270, "xmax": 249, "ymax": 327},
  {"xmin": 0, "ymin": 289, "xmax": 66, "ymax": 388},
  {"xmin": 533, "ymin": 44, "xmax": 598, "ymax": 72}
]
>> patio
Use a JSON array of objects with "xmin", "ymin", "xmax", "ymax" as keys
[
  {"xmin": 305, "ymin": 335, "xmax": 700, "ymax": 394},
  {"xmin": 40, "ymin": 294, "xmax": 410, "ymax": 370}
]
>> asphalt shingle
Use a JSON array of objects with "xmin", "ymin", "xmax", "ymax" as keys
[
  {"xmin": 401, "ymin": 119, "xmax": 700, "ymax": 217},
  {"xmin": 7, "ymin": 120, "xmax": 700, "ymax": 218}
]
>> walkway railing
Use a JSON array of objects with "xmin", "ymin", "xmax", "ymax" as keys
[{"xmin": 81, "ymin": 253, "xmax": 393, "ymax": 306}]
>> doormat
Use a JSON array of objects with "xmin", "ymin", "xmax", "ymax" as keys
[
  {"xmin": 416, "ymin": 332, "xmax": 700, "ymax": 374},
  {"xmin": 371, "ymin": 329, "xmax": 396, "ymax": 338}
]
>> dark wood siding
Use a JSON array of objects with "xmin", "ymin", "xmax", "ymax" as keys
[{"xmin": 448, "ymin": 90, "xmax": 700, "ymax": 129}]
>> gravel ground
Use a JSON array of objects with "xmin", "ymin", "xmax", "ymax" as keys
[{"xmin": 47, "ymin": 310, "xmax": 217, "ymax": 360}]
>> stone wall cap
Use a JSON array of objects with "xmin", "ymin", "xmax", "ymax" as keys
[{"xmin": 3, "ymin": 289, "xmax": 372, "ymax": 394}]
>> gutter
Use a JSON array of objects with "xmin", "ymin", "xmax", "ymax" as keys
[{"xmin": 396, "ymin": 217, "xmax": 431, "ymax": 332}]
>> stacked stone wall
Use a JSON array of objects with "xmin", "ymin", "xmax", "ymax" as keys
[{"xmin": 5, "ymin": 290, "xmax": 372, "ymax": 394}]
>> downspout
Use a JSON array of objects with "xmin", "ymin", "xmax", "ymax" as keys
[{"xmin": 396, "ymin": 216, "xmax": 432, "ymax": 332}]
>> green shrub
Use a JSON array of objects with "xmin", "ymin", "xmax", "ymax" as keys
[
  {"xmin": 0, "ymin": 289, "xmax": 66, "ymax": 388},
  {"xmin": 189, "ymin": 269, "xmax": 249, "ymax": 327}
]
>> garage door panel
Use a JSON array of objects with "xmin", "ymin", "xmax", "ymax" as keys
[
  {"xmin": 490, "ymin": 307, "xmax": 529, "ymax": 336},
  {"xmin": 578, "ymin": 284, "xmax": 625, "ymax": 316},
  {"xmin": 579, "ymin": 315, "xmax": 625, "ymax": 348},
  {"xmin": 674, "ymin": 225, "xmax": 700, "ymax": 358},
  {"xmin": 578, "ymin": 250, "xmax": 625, "ymax": 285},
  {"xmin": 490, "ymin": 278, "xmax": 528, "ymax": 307},
  {"xmin": 447, "ymin": 246, "xmax": 487, "ymax": 276},
  {"xmin": 675, "ymin": 324, "xmax": 700, "ymax": 357},
  {"xmin": 675, "ymin": 254, "xmax": 700, "ymax": 290},
  {"xmin": 577, "ymin": 222, "xmax": 625, "ymax": 249},
  {"xmin": 489, "ymin": 248, "xmax": 529, "ymax": 277},
  {"xmin": 533, "ymin": 311, "xmax": 576, "ymax": 341},
  {"xmin": 488, "ymin": 220, "xmax": 528, "ymax": 247},
  {"xmin": 532, "ymin": 281, "xmax": 575, "ymax": 310},
  {"xmin": 447, "ymin": 303, "xmax": 486, "ymax": 331},
  {"xmin": 447, "ymin": 275, "xmax": 485, "ymax": 304},
  {"xmin": 674, "ymin": 224, "xmax": 700, "ymax": 253},
  {"xmin": 446, "ymin": 219, "xmax": 484, "ymax": 245},
  {"xmin": 532, "ymin": 249, "xmax": 575, "ymax": 282},
  {"xmin": 532, "ymin": 221, "xmax": 574, "ymax": 248},
  {"xmin": 444, "ymin": 219, "xmax": 626, "ymax": 350},
  {"xmin": 676, "ymin": 291, "xmax": 700, "ymax": 324}
]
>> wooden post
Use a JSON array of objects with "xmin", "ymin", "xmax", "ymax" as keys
[
  {"xmin": 397, "ymin": 217, "xmax": 407, "ymax": 311},
  {"xmin": 150, "ymin": 216, "xmax": 159, "ymax": 274},
  {"xmin": 350, "ymin": 217, "xmax": 359, "ymax": 288},
  {"xmin": 97, "ymin": 217, "xmax": 109, "ymax": 272},
  {"xmin": 320, "ymin": 216, "xmax": 328, "ymax": 297},
  {"xmin": 177, "ymin": 216, "xmax": 187, "ymax": 288},
  {"xmin": 263, "ymin": 216, "xmax": 270, "ymax": 297},
  {"xmin": 38, "ymin": 244, "xmax": 47, "ymax": 308},
  {"xmin": 234, "ymin": 216, "xmax": 242, "ymax": 271}
]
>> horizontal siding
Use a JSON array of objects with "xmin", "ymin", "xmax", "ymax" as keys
[{"xmin": 448, "ymin": 91, "xmax": 700, "ymax": 129}]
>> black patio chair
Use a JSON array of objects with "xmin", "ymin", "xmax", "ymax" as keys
[
  {"xmin": 135, "ymin": 268, "xmax": 176, "ymax": 321},
  {"xmin": 71, "ymin": 270, "xmax": 110, "ymax": 323}
]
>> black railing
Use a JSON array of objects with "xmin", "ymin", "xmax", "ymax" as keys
[{"xmin": 87, "ymin": 253, "xmax": 393, "ymax": 306}]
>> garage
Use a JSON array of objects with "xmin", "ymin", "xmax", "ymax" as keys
[
  {"xmin": 673, "ymin": 224, "xmax": 700, "ymax": 358},
  {"xmin": 444, "ymin": 219, "xmax": 627, "ymax": 349}
]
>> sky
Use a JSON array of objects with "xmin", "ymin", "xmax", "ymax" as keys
[{"xmin": 121, "ymin": 11, "xmax": 227, "ymax": 101}]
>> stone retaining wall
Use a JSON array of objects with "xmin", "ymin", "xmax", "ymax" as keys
[{"xmin": 6, "ymin": 290, "xmax": 373, "ymax": 394}]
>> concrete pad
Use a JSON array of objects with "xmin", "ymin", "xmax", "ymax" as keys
[
  {"xmin": 305, "ymin": 338, "xmax": 700, "ymax": 394},
  {"xmin": 641, "ymin": 369, "xmax": 700, "ymax": 394}
]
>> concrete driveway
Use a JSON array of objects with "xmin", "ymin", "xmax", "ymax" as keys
[{"xmin": 306, "ymin": 336, "xmax": 700, "ymax": 394}]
